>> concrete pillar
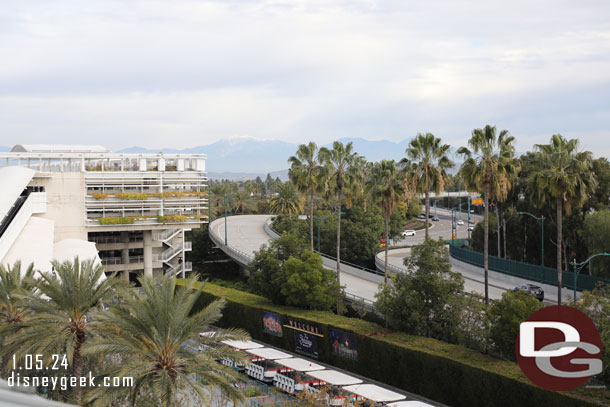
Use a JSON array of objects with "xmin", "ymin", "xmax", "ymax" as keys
[
  {"xmin": 121, "ymin": 232, "xmax": 130, "ymax": 281},
  {"xmin": 143, "ymin": 230, "xmax": 153, "ymax": 278},
  {"xmin": 181, "ymin": 229, "xmax": 186, "ymax": 278}
]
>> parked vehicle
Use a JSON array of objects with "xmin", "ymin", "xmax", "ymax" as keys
[
  {"xmin": 402, "ymin": 230, "xmax": 416, "ymax": 237},
  {"xmin": 417, "ymin": 214, "xmax": 426, "ymax": 220},
  {"xmin": 432, "ymin": 217, "xmax": 440, "ymax": 222},
  {"xmin": 513, "ymin": 284, "xmax": 544, "ymax": 301}
]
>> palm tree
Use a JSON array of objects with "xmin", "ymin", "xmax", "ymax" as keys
[
  {"xmin": 367, "ymin": 160, "xmax": 405, "ymax": 284},
  {"xmin": 319, "ymin": 141, "xmax": 363, "ymax": 313},
  {"xmin": 269, "ymin": 182, "xmax": 304, "ymax": 215},
  {"xmin": 289, "ymin": 142, "xmax": 324, "ymax": 251},
  {"xmin": 0, "ymin": 261, "xmax": 38, "ymax": 373},
  {"xmin": 1, "ymin": 258, "xmax": 123, "ymax": 404},
  {"xmin": 528, "ymin": 134, "xmax": 597, "ymax": 305},
  {"xmin": 84, "ymin": 275, "xmax": 248, "ymax": 407},
  {"xmin": 405, "ymin": 133, "xmax": 454, "ymax": 239},
  {"xmin": 458, "ymin": 125, "xmax": 517, "ymax": 305}
]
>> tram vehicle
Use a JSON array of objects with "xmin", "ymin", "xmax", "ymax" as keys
[
  {"xmin": 245, "ymin": 347, "xmax": 293, "ymax": 383},
  {"xmin": 272, "ymin": 358, "xmax": 325, "ymax": 394},
  {"xmin": 307, "ymin": 369, "xmax": 363, "ymax": 406},
  {"xmin": 219, "ymin": 339, "xmax": 265, "ymax": 371},
  {"xmin": 342, "ymin": 384, "xmax": 406, "ymax": 406}
]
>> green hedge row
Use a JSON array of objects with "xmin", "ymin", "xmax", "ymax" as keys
[{"xmin": 185, "ymin": 281, "xmax": 609, "ymax": 407}]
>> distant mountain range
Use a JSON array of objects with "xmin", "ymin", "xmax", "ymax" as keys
[{"xmin": 117, "ymin": 137, "xmax": 416, "ymax": 176}]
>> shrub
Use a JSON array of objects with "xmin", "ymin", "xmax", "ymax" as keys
[
  {"xmin": 115, "ymin": 193, "xmax": 148, "ymax": 200},
  {"xmin": 488, "ymin": 290, "xmax": 542, "ymax": 359},
  {"xmin": 157, "ymin": 215, "xmax": 187, "ymax": 223},
  {"xmin": 98, "ymin": 216, "xmax": 135, "ymax": 225},
  {"xmin": 90, "ymin": 193, "xmax": 109, "ymax": 200}
]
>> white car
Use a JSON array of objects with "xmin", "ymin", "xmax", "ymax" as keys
[
  {"xmin": 457, "ymin": 220, "xmax": 464, "ymax": 225},
  {"xmin": 402, "ymin": 230, "xmax": 416, "ymax": 237}
]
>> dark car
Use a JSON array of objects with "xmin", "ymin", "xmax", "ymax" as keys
[{"xmin": 513, "ymin": 284, "xmax": 544, "ymax": 301}]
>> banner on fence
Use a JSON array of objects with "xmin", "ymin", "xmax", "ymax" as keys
[
  {"xmin": 330, "ymin": 329, "xmax": 358, "ymax": 359},
  {"xmin": 294, "ymin": 331, "xmax": 318, "ymax": 358},
  {"xmin": 262, "ymin": 311, "xmax": 283, "ymax": 337}
]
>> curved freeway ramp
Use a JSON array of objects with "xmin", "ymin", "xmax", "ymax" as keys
[{"xmin": 209, "ymin": 215, "xmax": 382, "ymax": 304}]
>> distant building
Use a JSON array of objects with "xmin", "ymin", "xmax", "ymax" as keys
[{"xmin": 0, "ymin": 145, "xmax": 208, "ymax": 280}]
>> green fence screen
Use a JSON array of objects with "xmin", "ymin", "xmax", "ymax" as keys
[{"xmin": 448, "ymin": 243, "xmax": 610, "ymax": 292}]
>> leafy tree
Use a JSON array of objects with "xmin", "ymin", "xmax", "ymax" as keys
[
  {"xmin": 488, "ymin": 290, "xmax": 542, "ymax": 359},
  {"xmin": 319, "ymin": 141, "xmax": 363, "ymax": 313},
  {"xmin": 289, "ymin": 142, "xmax": 325, "ymax": 251},
  {"xmin": 582, "ymin": 210, "xmax": 610, "ymax": 277},
  {"xmin": 281, "ymin": 250, "xmax": 341, "ymax": 311},
  {"xmin": 590, "ymin": 158, "xmax": 610, "ymax": 211},
  {"xmin": 249, "ymin": 233, "xmax": 307, "ymax": 304},
  {"xmin": 458, "ymin": 125, "xmax": 517, "ymax": 304},
  {"xmin": 339, "ymin": 203, "xmax": 384, "ymax": 270},
  {"xmin": 84, "ymin": 275, "xmax": 248, "ymax": 406},
  {"xmin": 405, "ymin": 132, "xmax": 454, "ymax": 239},
  {"xmin": 528, "ymin": 134, "xmax": 597, "ymax": 304},
  {"xmin": 367, "ymin": 160, "xmax": 406, "ymax": 283},
  {"xmin": 1, "ymin": 258, "xmax": 123, "ymax": 404},
  {"xmin": 375, "ymin": 239, "xmax": 464, "ymax": 340},
  {"xmin": 570, "ymin": 285, "xmax": 610, "ymax": 385},
  {"xmin": 270, "ymin": 182, "xmax": 304, "ymax": 215}
]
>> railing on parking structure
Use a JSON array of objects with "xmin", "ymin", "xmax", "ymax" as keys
[{"xmin": 448, "ymin": 243, "xmax": 610, "ymax": 292}]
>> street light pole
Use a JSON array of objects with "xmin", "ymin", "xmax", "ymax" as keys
[
  {"xmin": 224, "ymin": 195, "xmax": 228, "ymax": 245},
  {"xmin": 467, "ymin": 198, "xmax": 471, "ymax": 240},
  {"xmin": 517, "ymin": 212, "xmax": 545, "ymax": 267},
  {"xmin": 571, "ymin": 253, "xmax": 610, "ymax": 300}
]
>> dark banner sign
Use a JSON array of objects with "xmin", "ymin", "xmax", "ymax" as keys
[
  {"xmin": 294, "ymin": 331, "xmax": 319, "ymax": 359},
  {"xmin": 262, "ymin": 311, "xmax": 283, "ymax": 337},
  {"xmin": 330, "ymin": 329, "xmax": 358, "ymax": 359}
]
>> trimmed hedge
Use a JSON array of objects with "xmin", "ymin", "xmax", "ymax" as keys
[
  {"xmin": 98, "ymin": 216, "xmax": 135, "ymax": 225},
  {"xmin": 182, "ymin": 281, "xmax": 610, "ymax": 407}
]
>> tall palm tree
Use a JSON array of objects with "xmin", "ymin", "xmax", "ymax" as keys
[
  {"xmin": 528, "ymin": 134, "xmax": 597, "ymax": 305},
  {"xmin": 1, "ymin": 258, "xmax": 123, "ymax": 404},
  {"xmin": 319, "ymin": 141, "xmax": 363, "ymax": 313},
  {"xmin": 85, "ymin": 275, "xmax": 248, "ymax": 407},
  {"xmin": 289, "ymin": 142, "xmax": 324, "ymax": 251},
  {"xmin": 405, "ymin": 133, "xmax": 454, "ymax": 239},
  {"xmin": 458, "ymin": 125, "xmax": 517, "ymax": 305},
  {"xmin": 269, "ymin": 182, "xmax": 304, "ymax": 215},
  {"xmin": 367, "ymin": 160, "xmax": 405, "ymax": 283}
]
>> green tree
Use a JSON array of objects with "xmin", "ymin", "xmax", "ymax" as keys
[
  {"xmin": 249, "ymin": 233, "xmax": 307, "ymax": 304},
  {"xmin": 582, "ymin": 210, "xmax": 610, "ymax": 277},
  {"xmin": 367, "ymin": 160, "xmax": 406, "ymax": 283},
  {"xmin": 289, "ymin": 142, "xmax": 325, "ymax": 251},
  {"xmin": 319, "ymin": 141, "xmax": 363, "ymax": 313},
  {"xmin": 270, "ymin": 182, "xmax": 304, "ymax": 215},
  {"xmin": 281, "ymin": 250, "xmax": 341, "ymax": 311},
  {"xmin": 1, "ymin": 258, "xmax": 123, "ymax": 404},
  {"xmin": 405, "ymin": 133, "xmax": 454, "ymax": 239},
  {"xmin": 488, "ymin": 290, "xmax": 542, "ymax": 359},
  {"xmin": 528, "ymin": 134, "xmax": 597, "ymax": 305},
  {"xmin": 458, "ymin": 125, "xmax": 517, "ymax": 304},
  {"xmin": 375, "ymin": 239, "xmax": 464, "ymax": 340},
  {"xmin": 570, "ymin": 285, "xmax": 610, "ymax": 385},
  {"xmin": 84, "ymin": 275, "xmax": 248, "ymax": 406}
]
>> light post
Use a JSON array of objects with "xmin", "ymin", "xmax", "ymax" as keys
[
  {"xmin": 571, "ymin": 253, "xmax": 610, "ymax": 300},
  {"xmin": 451, "ymin": 201, "xmax": 470, "ymax": 244},
  {"xmin": 224, "ymin": 195, "xmax": 228, "ymax": 245},
  {"xmin": 314, "ymin": 211, "xmax": 344, "ymax": 253},
  {"xmin": 517, "ymin": 212, "xmax": 545, "ymax": 268}
]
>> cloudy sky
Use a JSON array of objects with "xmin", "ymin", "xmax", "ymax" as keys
[{"xmin": 1, "ymin": 0, "xmax": 610, "ymax": 156}]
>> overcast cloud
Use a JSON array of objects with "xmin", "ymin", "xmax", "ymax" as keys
[{"xmin": 1, "ymin": 0, "xmax": 609, "ymax": 156}]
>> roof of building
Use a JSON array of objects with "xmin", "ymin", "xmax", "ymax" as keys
[
  {"xmin": 221, "ymin": 340, "xmax": 265, "ymax": 350},
  {"xmin": 342, "ymin": 384, "xmax": 406, "ymax": 403},
  {"xmin": 386, "ymin": 402, "xmax": 435, "ymax": 407},
  {"xmin": 11, "ymin": 144, "xmax": 109, "ymax": 153},
  {"xmin": 0, "ymin": 166, "xmax": 35, "ymax": 220},
  {"xmin": 0, "ymin": 379, "xmax": 76, "ymax": 406},
  {"xmin": 1, "ymin": 217, "xmax": 54, "ymax": 273},
  {"xmin": 307, "ymin": 370, "xmax": 363, "ymax": 386},
  {"xmin": 274, "ymin": 358, "xmax": 325, "ymax": 372},
  {"xmin": 343, "ymin": 384, "xmax": 407, "ymax": 403},
  {"xmin": 245, "ymin": 348, "xmax": 293, "ymax": 360}
]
